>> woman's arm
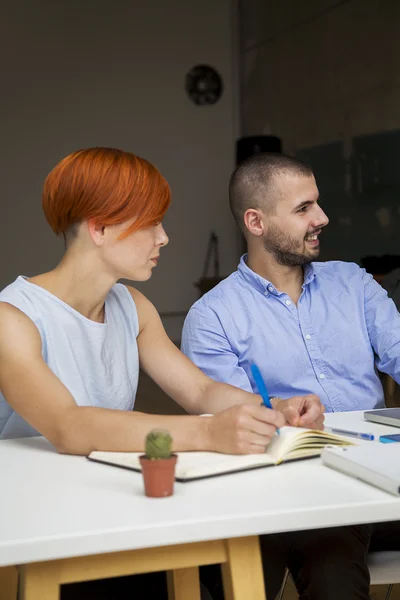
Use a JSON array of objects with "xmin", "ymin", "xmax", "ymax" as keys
[
  {"xmin": 0, "ymin": 303, "xmax": 284, "ymax": 455},
  {"xmin": 131, "ymin": 287, "xmax": 324, "ymax": 428},
  {"xmin": 131, "ymin": 287, "xmax": 262, "ymax": 413}
]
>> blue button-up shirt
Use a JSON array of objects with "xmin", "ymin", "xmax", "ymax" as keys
[{"xmin": 182, "ymin": 256, "xmax": 400, "ymax": 412}]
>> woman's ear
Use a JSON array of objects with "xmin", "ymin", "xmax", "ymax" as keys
[{"xmin": 87, "ymin": 219, "xmax": 106, "ymax": 246}]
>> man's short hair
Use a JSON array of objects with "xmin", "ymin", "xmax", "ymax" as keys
[{"xmin": 229, "ymin": 153, "xmax": 313, "ymax": 232}]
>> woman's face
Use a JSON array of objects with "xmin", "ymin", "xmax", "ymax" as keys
[{"xmin": 101, "ymin": 221, "xmax": 169, "ymax": 281}]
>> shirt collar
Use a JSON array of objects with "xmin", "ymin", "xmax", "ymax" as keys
[
  {"xmin": 237, "ymin": 254, "xmax": 316, "ymax": 295},
  {"xmin": 303, "ymin": 262, "xmax": 316, "ymax": 286}
]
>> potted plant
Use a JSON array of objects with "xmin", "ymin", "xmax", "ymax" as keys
[{"xmin": 139, "ymin": 429, "xmax": 177, "ymax": 497}]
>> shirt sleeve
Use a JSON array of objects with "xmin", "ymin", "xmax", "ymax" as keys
[
  {"xmin": 181, "ymin": 305, "xmax": 253, "ymax": 393},
  {"xmin": 363, "ymin": 268, "xmax": 400, "ymax": 382}
]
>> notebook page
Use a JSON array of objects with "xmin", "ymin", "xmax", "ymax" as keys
[{"xmin": 265, "ymin": 427, "xmax": 353, "ymax": 463}]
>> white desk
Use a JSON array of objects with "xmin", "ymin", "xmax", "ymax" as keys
[{"xmin": 1, "ymin": 410, "xmax": 400, "ymax": 600}]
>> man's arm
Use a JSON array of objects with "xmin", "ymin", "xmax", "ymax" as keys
[
  {"xmin": 181, "ymin": 302, "xmax": 324, "ymax": 429},
  {"xmin": 363, "ymin": 269, "xmax": 400, "ymax": 382},
  {"xmin": 0, "ymin": 302, "xmax": 284, "ymax": 455},
  {"xmin": 181, "ymin": 305, "xmax": 253, "ymax": 391}
]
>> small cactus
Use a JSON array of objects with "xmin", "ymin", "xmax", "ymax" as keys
[{"xmin": 145, "ymin": 429, "xmax": 173, "ymax": 460}]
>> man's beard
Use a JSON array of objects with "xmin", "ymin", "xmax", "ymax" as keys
[{"xmin": 262, "ymin": 222, "xmax": 320, "ymax": 267}]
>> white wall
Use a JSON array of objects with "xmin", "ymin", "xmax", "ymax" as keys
[{"xmin": 1, "ymin": 0, "xmax": 239, "ymax": 340}]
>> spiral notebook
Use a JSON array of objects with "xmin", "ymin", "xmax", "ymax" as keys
[{"xmin": 88, "ymin": 426, "xmax": 352, "ymax": 482}]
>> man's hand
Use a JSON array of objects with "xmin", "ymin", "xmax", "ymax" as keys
[
  {"xmin": 272, "ymin": 394, "xmax": 325, "ymax": 429},
  {"xmin": 203, "ymin": 404, "xmax": 286, "ymax": 454}
]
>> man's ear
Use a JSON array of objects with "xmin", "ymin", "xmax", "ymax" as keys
[
  {"xmin": 243, "ymin": 208, "xmax": 265, "ymax": 237},
  {"xmin": 87, "ymin": 218, "xmax": 106, "ymax": 246}
]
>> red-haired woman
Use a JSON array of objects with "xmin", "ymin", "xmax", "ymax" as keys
[{"xmin": 0, "ymin": 147, "xmax": 320, "ymax": 454}]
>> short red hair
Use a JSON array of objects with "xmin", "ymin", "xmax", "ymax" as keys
[{"xmin": 42, "ymin": 147, "xmax": 171, "ymax": 239}]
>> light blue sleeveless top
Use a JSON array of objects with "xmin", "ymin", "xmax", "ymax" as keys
[{"xmin": 0, "ymin": 277, "xmax": 139, "ymax": 439}]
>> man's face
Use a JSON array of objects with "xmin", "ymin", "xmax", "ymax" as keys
[{"xmin": 262, "ymin": 173, "xmax": 329, "ymax": 266}]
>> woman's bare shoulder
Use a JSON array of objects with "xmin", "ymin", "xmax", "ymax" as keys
[
  {"xmin": 0, "ymin": 302, "xmax": 41, "ymax": 351},
  {"xmin": 123, "ymin": 285, "xmax": 160, "ymax": 330}
]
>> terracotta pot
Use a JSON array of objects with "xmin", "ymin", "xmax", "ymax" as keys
[{"xmin": 139, "ymin": 455, "xmax": 177, "ymax": 498}]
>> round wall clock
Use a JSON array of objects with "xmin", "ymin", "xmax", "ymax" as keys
[{"xmin": 185, "ymin": 64, "xmax": 223, "ymax": 106}]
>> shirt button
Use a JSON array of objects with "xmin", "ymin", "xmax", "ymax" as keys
[
  {"xmin": 305, "ymin": 334, "xmax": 311, "ymax": 340},
  {"xmin": 268, "ymin": 285, "xmax": 274, "ymax": 292},
  {"xmin": 319, "ymin": 373, "xmax": 325, "ymax": 380},
  {"xmin": 285, "ymin": 299, "xmax": 292, "ymax": 306}
]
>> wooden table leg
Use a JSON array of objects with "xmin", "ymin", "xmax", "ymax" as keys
[
  {"xmin": 16, "ymin": 540, "xmax": 218, "ymax": 600},
  {"xmin": 167, "ymin": 567, "xmax": 201, "ymax": 600},
  {"xmin": 19, "ymin": 562, "xmax": 60, "ymax": 600},
  {"xmin": 15, "ymin": 536, "xmax": 265, "ymax": 600},
  {"xmin": 221, "ymin": 536, "xmax": 266, "ymax": 600},
  {"xmin": 0, "ymin": 567, "xmax": 18, "ymax": 600}
]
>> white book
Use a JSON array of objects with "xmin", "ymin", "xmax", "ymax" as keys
[
  {"xmin": 322, "ymin": 444, "xmax": 400, "ymax": 496},
  {"xmin": 88, "ymin": 426, "xmax": 351, "ymax": 482}
]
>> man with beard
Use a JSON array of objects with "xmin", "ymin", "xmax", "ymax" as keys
[{"xmin": 181, "ymin": 153, "xmax": 400, "ymax": 600}]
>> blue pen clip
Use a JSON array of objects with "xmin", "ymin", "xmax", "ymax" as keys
[{"xmin": 251, "ymin": 364, "xmax": 280, "ymax": 435}]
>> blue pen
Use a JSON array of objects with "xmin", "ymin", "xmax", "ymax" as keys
[
  {"xmin": 326, "ymin": 427, "xmax": 375, "ymax": 441},
  {"xmin": 251, "ymin": 363, "xmax": 280, "ymax": 435}
]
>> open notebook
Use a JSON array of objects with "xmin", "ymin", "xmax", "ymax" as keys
[{"xmin": 88, "ymin": 426, "xmax": 353, "ymax": 482}]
